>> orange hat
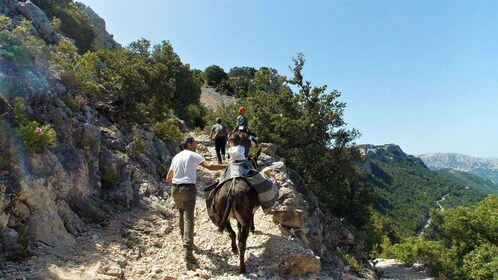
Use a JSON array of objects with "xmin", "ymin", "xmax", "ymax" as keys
[{"xmin": 238, "ymin": 107, "xmax": 246, "ymax": 114}]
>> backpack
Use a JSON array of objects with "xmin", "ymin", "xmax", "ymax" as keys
[{"xmin": 213, "ymin": 123, "xmax": 226, "ymax": 138}]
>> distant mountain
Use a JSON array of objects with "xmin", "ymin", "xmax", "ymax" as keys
[
  {"xmin": 435, "ymin": 169, "xmax": 498, "ymax": 196},
  {"xmin": 360, "ymin": 145, "xmax": 486, "ymax": 238},
  {"xmin": 418, "ymin": 153, "xmax": 498, "ymax": 184}
]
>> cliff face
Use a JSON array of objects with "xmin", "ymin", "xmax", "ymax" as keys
[
  {"xmin": 76, "ymin": 2, "xmax": 121, "ymax": 50},
  {"xmin": 419, "ymin": 153, "xmax": 498, "ymax": 183}
]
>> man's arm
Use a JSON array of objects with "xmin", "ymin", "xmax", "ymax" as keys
[
  {"xmin": 166, "ymin": 169, "xmax": 174, "ymax": 184},
  {"xmin": 199, "ymin": 161, "xmax": 227, "ymax": 170}
]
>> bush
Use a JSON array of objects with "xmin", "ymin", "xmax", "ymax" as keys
[
  {"xmin": 68, "ymin": 95, "xmax": 88, "ymax": 111},
  {"xmin": 132, "ymin": 135, "xmax": 146, "ymax": 154},
  {"xmin": 463, "ymin": 243, "xmax": 498, "ymax": 280},
  {"xmin": 0, "ymin": 16, "xmax": 44, "ymax": 66},
  {"xmin": 51, "ymin": 39, "xmax": 100, "ymax": 95},
  {"xmin": 16, "ymin": 121, "xmax": 56, "ymax": 152},
  {"xmin": 152, "ymin": 119, "xmax": 184, "ymax": 143}
]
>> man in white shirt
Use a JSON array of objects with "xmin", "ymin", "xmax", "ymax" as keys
[{"xmin": 166, "ymin": 136, "xmax": 226, "ymax": 265}]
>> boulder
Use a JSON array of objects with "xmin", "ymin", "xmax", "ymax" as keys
[
  {"xmin": 15, "ymin": 0, "xmax": 55, "ymax": 41},
  {"xmin": 0, "ymin": 227, "xmax": 19, "ymax": 252}
]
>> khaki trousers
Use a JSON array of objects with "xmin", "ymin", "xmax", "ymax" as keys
[{"xmin": 171, "ymin": 184, "xmax": 197, "ymax": 252}]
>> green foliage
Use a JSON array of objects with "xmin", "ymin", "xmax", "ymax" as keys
[
  {"xmin": 386, "ymin": 195, "xmax": 498, "ymax": 279},
  {"xmin": 152, "ymin": 119, "xmax": 184, "ymax": 143},
  {"xmin": 51, "ymin": 39, "xmax": 100, "ymax": 95},
  {"xmin": 227, "ymin": 66, "xmax": 256, "ymax": 97},
  {"xmin": 96, "ymin": 39, "xmax": 203, "ymax": 126},
  {"xmin": 13, "ymin": 97, "xmax": 24, "ymax": 121},
  {"xmin": 387, "ymin": 237, "xmax": 452, "ymax": 275},
  {"xmin": 436, "ymin": 168, "xmax": 498, "ymax": 196},
  {"xmin": 16, "ymin": 120, "xmax": 56, "ymax": 152},
  {"xmin": 0, "ymin": 16, "xmax": 44, "ymax": 66},
  {"xmin": 363, "ymin": 211, "xmax": 398, "ymax": 258},
  {"xmin": 101, "ymin": 166, "xmax": 119, "ymax": 188},
  {"xmin": 132, "ymin": 135, "xmax": 146, "ymax": 154},
  {"xmin": 204, "ymin": 64, "xmax": 227, "ymax": 87},
  {"xmin": 68, "ymin": 95, "xmax": 88, "ymax": 111},
  {"xmin": 247, "ymin": 54, "xmax": 371, "ymax": 227},
  {"xmin": 126, "ymin": 239, "xmax": 136, "ymax": 249},
  {"xmin": 366, "ymin": 158, "xmax": 485, "ymax": 238},
  {"xmin": 31, "ymin": 0, "xmax": 96, "ymax": 53},
  {"xmin": 193, "ymin": 127, "xmax": 202, "ymax": 136},
  {"xmin": 13, "ymin": 97, "xmax": 56, "ymax": 152},
  {"xmin": 463, "ymin": 243, "xmax": 498, "ymax": 280},
  {"xmin": 335, "ymin": 249, "xmax": 362, "ymax": 276}
]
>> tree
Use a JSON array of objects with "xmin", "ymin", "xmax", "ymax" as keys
[
  {"xmin": 249, "ymin": 53, "xmax": 371, "ymax": 226},
  {"xmin": 227, "ymin": 66, "xmax": 257, "ymax": 97},
  {"xmin": 204, "ymin": 65, "xmax": 227, "ymax": 87}
]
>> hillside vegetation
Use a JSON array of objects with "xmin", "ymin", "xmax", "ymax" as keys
[
  {"xmin": 436, "ymin": 168, "xmax": 498, "ymax": 196},
  {"xmin": 367, "ymin": 159, "xmax": 484, "ymax": 238}
]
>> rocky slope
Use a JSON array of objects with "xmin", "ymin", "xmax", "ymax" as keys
[
  {"xmin": 200, "ymin": 86, "xmax": 236, "ymax": 113},
  {"xmin": 418, "ymin": 153, "xmax": 498, "ymax": 183}
]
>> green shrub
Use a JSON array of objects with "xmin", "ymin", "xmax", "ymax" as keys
[
  {"xmin": 68, "ymin": 95, "xmax": 88, "ymax": 111},
  {"xmin": 463, "ymin": 243, "xmax": 498, "ymax": 280},
  {"xmin": 16, "ymin": 121, "xmax": 56, "ymax": 152},
  {"xmin": 132, "ymin": 135, "xmax": 146, "ymax": 154},
  {"xmin": 51, "ymin": 39, "xmax": 100, "ymax": 95},
  {"xmin": 6, "ymin": 226, "xmax": 34, "ymax": 262},
  {"xmin": 126, "ymin": 239, "xmax": 136, "ymax": 249},
  {"xmin": 335, "ymin": 249, "xmax": 361, "ymax": 276},
  {"xmin": 152, "ymin": 119, "xmax": 183, "ymax": 143},
  {"xmin": 101, "ymin": 166, "xmax": 119, "ymax": 188},
  {"xmin": 0, "ymin": 16, "xmax": 43, "ymax": 66}
]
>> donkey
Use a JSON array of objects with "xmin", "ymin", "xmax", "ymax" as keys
[{"xmin": 213, "ymin": 131, "xmax": 260, "ymax": 273}]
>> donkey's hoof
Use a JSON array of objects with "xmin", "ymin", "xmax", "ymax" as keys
[
  {"xmin": 231, "ymin": 248, "xmax": 239, "ymax": 254},
  {"xmin": 238, "ymin": 266, "xmax": 246, "ymax": 274}
]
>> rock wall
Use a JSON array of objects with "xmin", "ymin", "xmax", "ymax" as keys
[
  {"xmin": 0, "ymin": 71, "xmax": 179, "ymax": 251},
  {"xmin": 257, "ymin": 145, "xmax": 371, "ymax": 276}
]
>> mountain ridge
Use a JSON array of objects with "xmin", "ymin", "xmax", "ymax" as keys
[{"xmin": 418, "ymin": 153, "xmax": 498, "ymax": 184}]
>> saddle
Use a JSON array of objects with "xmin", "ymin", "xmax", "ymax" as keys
[{"xmin": 204, "ymin": 163, "xmax": 278, "ymax": 225}]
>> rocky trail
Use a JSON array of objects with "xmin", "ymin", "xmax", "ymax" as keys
[{"xmin": 0, "ymin": 134, "xmax": 324, "ymax": 279}]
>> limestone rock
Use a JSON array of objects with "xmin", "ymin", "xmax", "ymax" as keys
[
  {"xmin": 15, "ymin": 0, "xmax": 55, "ymax": 41},
  {"xmin": 0, "ymin": 228, "xmax": 19, "ymax": 252},
  {"xmin": 259, "ymin": 143, "xmax": 277, "ymax": 157}
]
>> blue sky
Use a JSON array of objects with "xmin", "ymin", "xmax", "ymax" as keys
[{"xmin": 77, "ymin": 0, "xmax": 498, "ymax": 158}]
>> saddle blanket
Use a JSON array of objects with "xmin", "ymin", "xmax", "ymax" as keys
[{"xmin": 204, "ymin": 163, "xmax": 278, "ymax": 225}]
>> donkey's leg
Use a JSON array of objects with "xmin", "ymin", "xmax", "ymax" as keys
[
  {"xmin": 226, "ymin": 222, "xmax": 238, "ymax": 253},
  {"xmin": 237, "ymin": 224, "xmax": 250, "ymax": 274},
  {"xmin": 250, "ymin": 216, "xmax": 255, "ymax": 233}
]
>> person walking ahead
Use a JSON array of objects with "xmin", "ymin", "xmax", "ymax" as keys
[
  {"xmin": 232, "ymin": 106, "xmax": 249, "ymax": 133},
  {"xmin": 166, "ymin": 136, "xmax": 226, "ymax": 265},
  {"xmin": 209, "ymin": 117, "xmax": 229, "ymax": 163}
]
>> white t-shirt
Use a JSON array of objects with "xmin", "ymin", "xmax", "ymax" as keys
[
  {"xmin": 169, "ymin": 150, "xmax": 205, "ymax": 184},
  {"xmin": 228, "ymin": 145, "xmax": 245, "ymax": 161}
]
